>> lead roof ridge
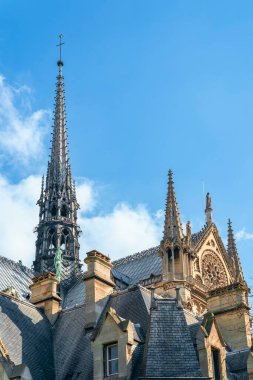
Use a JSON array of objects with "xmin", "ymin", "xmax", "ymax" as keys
[
  {"xmin": 112, "ymin": 246, "xmax": 160, "ymax": 267},
  {"xmin": 0, "ymin": 291, "xmax": 37, "ymax": 309},
  {"xmin": 0, "ymin": 255, "xmax": 33, "ymax": 277}
]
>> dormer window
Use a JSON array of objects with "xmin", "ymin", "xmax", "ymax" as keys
[{"xmin": 105, "ymin": 343, "xmax": 118, "ymax": 376}]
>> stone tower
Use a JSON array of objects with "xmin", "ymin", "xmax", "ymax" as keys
[{"xmin": 33, "ymin": 57, "xmax": 81, "ymax": 289}]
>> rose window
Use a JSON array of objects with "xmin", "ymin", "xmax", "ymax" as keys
[{"xmin": 201, "ymin": 252, "xmax": 228, "ymax": 290}]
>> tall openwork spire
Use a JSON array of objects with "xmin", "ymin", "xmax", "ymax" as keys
[
  {"xmin": 163, "ymin": 170, "xmax": 184, "ymax": 241},
  {"xmin": 227, "ymin": 219, "xmax": 244, "ymax": 283},
  {"xmin": 33, "ymin": 38, "xmax": 81, "ymax": 288}
]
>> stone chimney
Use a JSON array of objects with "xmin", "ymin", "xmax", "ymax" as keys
[
  {"xmin": 83, "ymin": 250, "xmax": 115, "ymax": 328},
  {"xmin": 29, "ymin": 272, "xmax": 61, "ymax": 324}
]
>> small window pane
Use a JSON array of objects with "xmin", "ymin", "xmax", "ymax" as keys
[
  {"xmin": 108, "ymin": 345, "xmax": 118, "ymax": 360},
  {"xmin": 106, "ymin": 344, "xmax": 119, "ymax": 376},
  {"xmin": 109, "ymin": 359, "xmax": 118, "ymax": 374}
]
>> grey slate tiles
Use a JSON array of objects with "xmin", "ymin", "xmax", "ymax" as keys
[
  {"xmin": 113, "ymin": 247, "xmax": 162, "ymax": 284},
  {"xmin": 53, "ymin": 304, "xmax": 93, "ymax": 380},
  {"xmin": 226, "ymin": 349, "xmax": 250, "ymax": 379},
  {"xmin": 0, "ymin": 256, "xmax": 33, "ymax": 301},
  {"xmin": 143, "ymin": 299, "xmax": 202, "ymax": 378},
  {"xmin": 0, "ymin": 295, "xmax": 54, "ymax": 380}
]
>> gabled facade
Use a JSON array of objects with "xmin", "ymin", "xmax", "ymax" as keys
[{"xmin": 0, "ymin": 56, "xmax": 252, "ymax": 380}]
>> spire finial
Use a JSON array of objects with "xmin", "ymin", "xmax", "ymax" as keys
[
  {"xmin": 186, "ymin": 221, "xmax": 192, "ymax": 244},
  {"xmin": 227, "ymin": 218, "xmax": 244, "ymax": 283},
  {"xmin": 205, "ymin": 192, "xmax": 213, "ymax": 225},
  {"xmin": 57, "ymin": 34, "xmax": 64, "ymax": 67}
]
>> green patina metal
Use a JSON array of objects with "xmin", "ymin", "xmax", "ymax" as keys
[{"xmin": 54, "ymin": 246, "xmax": 63, "ymax": 281}]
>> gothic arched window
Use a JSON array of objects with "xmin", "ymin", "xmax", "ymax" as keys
[
  {"xmin": 60, "ymin": 228, "xmax": 72, "ymax": 255},
  {"xmin": 61, "ymin": 204, "xmax": 69, "ymax": 218},
  {"xmin": 48, "ymin": 228, "xmax": 56, "ymax": 255},
  {"xmin": 51, "ymin": 204, "xmax": 57, "ymax": 217}
]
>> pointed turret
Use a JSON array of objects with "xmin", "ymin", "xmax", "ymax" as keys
[
  {"xmin": 227, "ymin": 219, "xmax": 244, "ymax": 283},
  {"xmin": 159, "ymin": 170, "xmax": 188, "ymax": 281},
  {"xmin": 33, "ymin": 42, "xmax": 81, "ymax": 289},
  {"xmin": 163, "ymin": 170, "xmax": 184, "ymax": 242}
]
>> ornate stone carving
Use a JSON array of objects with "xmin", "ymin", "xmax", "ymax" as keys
[
  {"xmin": 206, "ymin": 192, "xmax": 212, "ymax": 209},
  {"xmin": 2, "ymin": 286, "xmax": 20, "ymax": 300},
  {"xmin": 194, "ymin": 257, "xmax": 200, "ymax": 272},
  {"xmin": 195, "ymin": 274, "xmax": 203, "ymax": 285},
  {"xmin": 201, "ymin": 252, "xmax": 228, "ymax": 290},
  {"xmin": 182, "ymin": 298, "xmax": 193, "ymax": 312}
]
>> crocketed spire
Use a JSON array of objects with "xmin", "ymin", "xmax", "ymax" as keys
[
  {"xmin": 33, "ymin": 52, "xmax": 81, "ymax": 289},
  {"xmin": 227, "ymin": 219, "xmax": 244, "ymax": 283},
  {"xmin": 47, "ymin": 60, "xmax": 70, "ymax": 189},
  {"xmin": 163, "ymin": 170, "xmax": 184, "ymax": 242}
]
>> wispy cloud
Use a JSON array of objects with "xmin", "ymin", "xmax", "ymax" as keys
[
  {"xmin": 235, "ymin": 228, "xmax": 253, "ymax": 241},
  {"xmin": 79, "ymin": 202, "xmax": 163, "ymax": 260},
  {"xmin": 0, "ymin": 75, "xmax": 50, "ymax": 166}
]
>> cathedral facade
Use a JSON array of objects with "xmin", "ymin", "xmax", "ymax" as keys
[{"xmin": 0, "ymin": 58, "xmax": 252, "ymax": 380}]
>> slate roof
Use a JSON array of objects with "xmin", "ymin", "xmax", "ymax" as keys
[
  {"xmin": 54, "ymin": 285, "xmax": 151, "ymax": 380},
  {"xmin": 0, "ymin": 256, "xmax": 33, "ymax": 301},
  {"xmin": 110, "ymin": 285, "xmax": 151, "ymax": 335},
  {"xmin": 226, "ymin": 349, "xmax": 250, "ymax": 380},
  {"xmin": 143, "ymin": 299, "xmax": 202, "ymax": 378},
  {"xmin": 0, "ymin": 294, "xmax": 54, "ymax": 380},
  {"xmin": 53, "ymin": 304, "xmax": 93, "ymax": 380},
  {"xmin": 112, "ymin": 227, "xmax": 211, "ymax": 287},
  {"xmin": 113, "ymin": 246, "xmax": 162, "ymax": 284},
  {"xmin": 62, "ymin": 278, "xmax": 86, "ymax": 309}
]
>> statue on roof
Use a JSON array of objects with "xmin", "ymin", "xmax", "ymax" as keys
[
  {"xmin": 206, "ymin": 192, "xmax": 212, "ymax": 210},
  {"xmin": 54, "ymin": 247, "xmax": 63, "ymax": 281}
]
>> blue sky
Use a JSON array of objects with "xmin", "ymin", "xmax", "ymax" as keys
[{"xmin": 0, "ymin": 1, "xmax": 252, "ymax": 286}]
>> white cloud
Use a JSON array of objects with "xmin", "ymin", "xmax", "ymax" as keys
[
  {"xmin": 235, "ymin": 228, "xmax": 253, "ymax": 241},
  {"xmin": 79, "ymin": 203, "xmax": 163, "ymax": 260},
  {"xmin": 0, "ymin": 174, "xmax": 163, "ymax": 267},
  {"xmin": 0, "ymin": 174, "xmax": 40, "ymax": 266},
  {"xmin": 76, "ymin": 178, "xmax": 97, "ymax": 213},
  {"xmin": 0, "ymin": 75, "xmax": 50, "ymax": 165}
]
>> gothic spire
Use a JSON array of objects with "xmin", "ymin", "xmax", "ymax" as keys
[
  {"xmin": 163, "ymin": 170, "xmax": 184, "ymax": 242},
  {"xmin": 227, "ymin": 219, "xmax": 244, "ymax": 283},
  {"xmin": 34, "ymin": 41, "xmax": 81, "ymax": 288},
  {"xmin": 46, "ymin": 59, "xmax": 70, "ymax": 191}
]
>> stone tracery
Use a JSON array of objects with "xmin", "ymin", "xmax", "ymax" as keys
[{"xmin": 201, "ymin": 251, "xmax": 228, "ymax": 290}]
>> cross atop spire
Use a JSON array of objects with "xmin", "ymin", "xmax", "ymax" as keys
[
  {"xmin": 57, "ymin": 33, "xmax": 64, "ymax": 67},
  {"xmin": 227, "ymin": 219, "xmax": 244, "ymax": 283},
  {"xmin": 163, "ymin": 170, "xmax": 184, "ymax": 242}
]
